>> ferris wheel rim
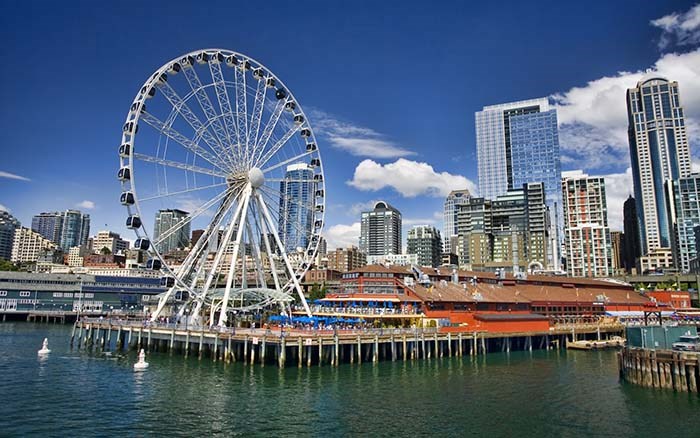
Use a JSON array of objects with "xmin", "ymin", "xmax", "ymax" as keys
[{"xmin": 118, "ymin": 48, "xmax": 326, "ymax": 314}]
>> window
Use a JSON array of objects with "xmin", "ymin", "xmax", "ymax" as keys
[
  {"xmin": 19, "ymin": 291, "xmax": 31, "ymax": 297},
  {"xmin": 0, "ymin": 291, "xmax": 6, "ymax": 296}
]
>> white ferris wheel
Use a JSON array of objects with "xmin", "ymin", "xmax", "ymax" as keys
[{"xmin": 117, "ymin": 49, "xmax": 324, "ymax": 326}]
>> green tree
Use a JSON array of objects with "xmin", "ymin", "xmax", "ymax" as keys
[
  {"xmin": 0, "ymin": 259, "xmax": 18, "ymax": 271},
  {"xmin": 309, "ymin": 283, "xmax": 327, "ymax": 301},
  {"xmin": 100, "ymin": 247, "xmax": 112, "ymax": 255}
]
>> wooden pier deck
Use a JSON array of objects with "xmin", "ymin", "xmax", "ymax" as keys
[{"xmin": 72, "ymin": 319, "xmax": 624, "ymax": 367}]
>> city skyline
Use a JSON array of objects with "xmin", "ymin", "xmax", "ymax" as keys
[{"xmin": 1, "ymin": 1, "xmax": 699, "ymax": 252}]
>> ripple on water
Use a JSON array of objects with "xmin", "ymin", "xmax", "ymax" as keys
[{"xmin": 1, "ymin": 323, "xmax": 699, "ymax": 436}]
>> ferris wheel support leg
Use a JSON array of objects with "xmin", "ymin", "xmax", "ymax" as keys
[
  {"xmin": 218, "ymin": 187, "xmax": 252, "ymax": 327},
  {"xmin": 150, "ymin": 285, "xmax": 178, "ymax": 322},
  {"xmin": 191, "ymin": 188, "xmax": 247, "ymax": 321},
  {"xmin": 257, "ymin": 198, "xmax": 283, "ymax": 292},
  {"xmin": 255, "ymin": 191, "xmax": 312, "ymax": 317}
]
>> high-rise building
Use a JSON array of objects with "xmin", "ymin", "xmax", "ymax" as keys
[
  {"xmin": 154, "ymin": 209, "xmax": 190, "ymax": 254},
  {"xmin": 31, "ymin": 212, "xmax": 64, "ymax": 243},
  {"xmin": 32, "ymin": 210, "xmax": 90, "ymax": 250},
  {"xmin": 475, "ymin": 97, "xmax": 562, "ymax": 268},
  {"xmin": 59, "ymin": 210, "xmax": 90, "ymax": 250},
  {"xmin": 359, "ymin": 201, "xmax": 402, "ymax": 256},
  {"xmin": 443, "ymin": 189, "xmax": 471, "ymax": 253},
  {"xmin": 11, "ymin": 227, "xmax": 57, "ymax": 264},
  {"xmin": 561, "ymin": 171, "xmax": 612, "ymax": 278},
  {"xmin": 326, "ymin": 246, "xmax": 367, "ymax": 272},
  {"xmin": 91, "ymin": 231, "xmax": 130, "ymax": 255},
  {"xmin": 454, "ymin": 183, "xmax": 548, "ymax": 272},
  {"xmin": 610, "ymin": 231, "xmax": 623, "ymax": 275},
  {"xmin": 622, "ymin": 196, "xmax": 642, "ymax": 273},
  {"xmin": 668, "ymin": 174, "xmax": 700, "ymax": 273},
  {"xmin": 0, "ymin": 210, "xmax": 20, "ymax": 261},
  {"xmin": 627, "ymin": 76, "xmax": 691, "ymax": 257},
  {"xmin": 407, "ymin": 225, "xmax": 442, "ymax": 267},
  {"xmin": 278, "ymin": 163, "xmax": 314, "ymax": 253}
]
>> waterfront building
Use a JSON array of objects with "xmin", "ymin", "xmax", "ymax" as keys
[
  {"xmin": 326, "ymin": 246, "xmax": 367, "ymax": 272},
  {"xmin": 475, "ymin": 98, "xmax": 561, "ymax": 268},
  {"xmin": 153, "ymin": 209, "xmax": 190, "ymax": 254},
  {"xmin": 0, "ymin": 271, "xmax": 164, "ymax": 314},
  {"xmin": 10, "ymin": 227, "xmax": 56, "ymax": 264},
  {"xmin": 366, "ymin": 253, "xmax": 419, "ymax": 267},
  {"xmin": 561, "ymin": 170, "xmax": 612, "ymax": 278},
  {"xmin": 0, "ymin": 210, "xmax": 20, "ymax": 261},
  {"xmin": 359, "ymin": 201, "xmax": 402, "ymax": 256},
  {"xmin": 407, "ymin": 225, "xmax": 442, "ymax": 268},
  {"xmin": 91, "ymin": 231, "xmax": 130, "ymax": 255},
  {"xmin": 191, "ymin": 229, "xmax": 205, "ymax": 247},
  {"xmin": 626, "ymin": 76, "xmax": 691, "ymax": 259},
  {"xmin": 278, "ymin": 163, "xmax": 314, "ymax": 253},
  {"xmin": 443, "ymin": 189, "xmax": 471, "ymax": 253},
  {"xmin": 622, "ymin": 196, "xmax": 641, "ymax": 274},
  {"xmin": 59, "ymin": 210, "xmax": 91, "ymax": 250},
  {"xmin": 610, "ymin": 231, "xmax": 624, "ymax": 275},
  {"xmin": 667, "ymin": 173, "xmax": 700, "ymax": 273}
]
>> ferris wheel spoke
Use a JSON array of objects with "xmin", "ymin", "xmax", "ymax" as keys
[
  {"xmin": 251, "ymin": 197, "xmax": 282, "ymax": 292},
  {"xmin": 133, "ymin": 153, "xmax": 228, "ymax": 178},
  {"xmin": 261, "ymin": 150, "xmax": 315, "ymax": 174},
  {"xmin": 254, "ymin": 191, "xmax": 311, "ymax": 316},
  {"xmin": 140, "ymin": 111, "xmax": 228, "ymax": 171},
  {"xmin": 255, "ymin": 124, "xmax": 303, "ymax": 169},
  {"xmin": 156, "ymin": 81, "xmax": 231, "ymax": 167},
  {"xmin": 152, "ymin": 188, "xmax": 231, "ymax": 248},
  {"xmin": 138, "ymin": 181, "xmax": 228, "ymax": 202},
  {"xmin": 234, "ymin": 66, "xmax": 249, "ymax": 165},
  {"xmin": 252, "ymin": 98, "xmax": 286, "ymax": 165},
  {"xmin": 260, "ymin": 184, "xmax": 319, "ymax": 216},
  {"xmin": 180, "ymin": 65, "xmax": 232, "ymax": 156},
  {"xmin": 247, "ymin": 77, "xmax": 268, "ymax": 165},
  {"xmin": 208, "ymin": 61, "xmax": 238, "ymax": 154}
]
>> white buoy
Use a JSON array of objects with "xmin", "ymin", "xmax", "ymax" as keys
[
  {"xmin": 38, "ymin": 338, "xmax": 51, "ymax": 355},
  {"xmin": 134, "ymin": 348, "xmax": 149, "ymax": 370}
]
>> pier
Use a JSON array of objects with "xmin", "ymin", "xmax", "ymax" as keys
[
  {"xmin": 619, "ymin": 347, "xmax": 700, "ymax": 393},
  {"xmin": 72, "ymin": 318, "xmax": 624, "ymax": 367}
]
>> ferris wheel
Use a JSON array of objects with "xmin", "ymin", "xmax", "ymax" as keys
[{"xmin": 117, "ymin": 49, "xmax": 324, "ymax": 326}]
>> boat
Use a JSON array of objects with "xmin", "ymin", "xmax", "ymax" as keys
[{"xmin": 566, "ymin": 337, "xmax": 625, "ymax": 350}]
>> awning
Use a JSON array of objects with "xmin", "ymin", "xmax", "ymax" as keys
[{"xmin": 605, "ymin": 311, "xmax": 675, "ymax": 317}]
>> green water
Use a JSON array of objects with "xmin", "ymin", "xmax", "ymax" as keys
[{"xmin": 1, "ymin": 322, "xmax": 697, "ymax": 437}]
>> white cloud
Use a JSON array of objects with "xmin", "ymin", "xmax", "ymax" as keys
[
  {"xmin": 349, "ymin": 199, "xmax": 381, "ymax": 216},
  {"xmin": 602, "ymin": 167, "xmax": 634, "ymax": 231},
  {"xmin": 175, "ymin": 197, "xmax": 214, "ymax": 217},
  {"xmin": 0, "ymin": 170, "xmax": 30, "ymax": 181},
  {"xmin": 552, "ymin": 49, "xmax": 700, "ymax": 172},
  {"xmin": 76, "ymin": 200, "xmax": 95, "ymax": 210},
  {"xmin": 323, "ymin": 222, "xmax": 360, "ymax": 250},
  {"xmin": 348, "ymin": 158, "xmax": 477, "ymax": 198},
  {"xmin": 0, "ymin": 204, "xmax": 9, "ymax": 213},
  {"xmin": 309, "ymin": 109, "xmax": 415, "ymax": 158},
  {"xmin": 651, "ymin": 4, "xmax": 700, "ymax": 50}
]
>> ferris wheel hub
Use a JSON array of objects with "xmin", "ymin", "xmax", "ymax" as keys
[{"xmin": 248, "ymin": 167, "xmax": 265, "ymax": 188}]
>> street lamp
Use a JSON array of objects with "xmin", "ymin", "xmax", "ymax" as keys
[{"xmin": 185, "ymin": 308, "xmax": 190, "ymax": 331}]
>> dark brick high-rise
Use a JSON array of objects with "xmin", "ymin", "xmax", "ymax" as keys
[{"xmin": 622, "ymin": 195, "xmax": 641, "ymax": 272}]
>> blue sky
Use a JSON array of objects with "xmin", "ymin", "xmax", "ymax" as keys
[{"xmin": 1, "ymin": 0, "xmax": 699, "ymax": 249}]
